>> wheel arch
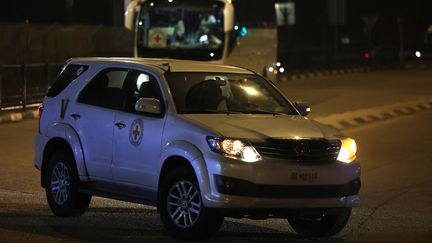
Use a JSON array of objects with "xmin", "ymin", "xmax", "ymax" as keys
[
  {"xmin": 41, "ymin": 123, "xmax": 89, "ymax": 187},
  {"xmin": 158, "ymin": 141, "xmax": 211, "ymax": 209},
  {"xmin": 41, "ymin": 137, "xmax": 74, "ymax": 187},
  {"xmin": 158, "ymin": 155, "xmax": 196, "ymax": 188}
]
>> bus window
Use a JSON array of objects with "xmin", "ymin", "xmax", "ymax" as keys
[{"xmin": 137, "ymin": 1, "xmax": 225, "ymax": 61}]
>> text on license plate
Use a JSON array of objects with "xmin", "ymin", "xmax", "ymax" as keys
[{"xmin": 290, "ymin": 172, "xmax": 318, "ymax": 182}]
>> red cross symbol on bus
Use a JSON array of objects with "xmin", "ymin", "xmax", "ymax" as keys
[
  {"xmin": 132, "ymin": 125, "xmax": 141, "ymax": 140},
  {"xmin": 154, "ymin": 34, "xmax": 162, "ymax": 43}
]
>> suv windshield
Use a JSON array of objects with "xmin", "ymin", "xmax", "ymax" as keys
[{"xmin": 165, "ymin": 72, "xmax": 298, "ymax": 115}]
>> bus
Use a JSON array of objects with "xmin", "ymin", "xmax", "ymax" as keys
[{"xmin": 125, "ymin": 0, "xmax": 242, "ymax": 62}]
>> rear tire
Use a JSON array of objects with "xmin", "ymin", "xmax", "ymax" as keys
[
  {"xmin": 159, "ymin": 167, "xmax": 224, "ymax": 240},
  {"xmin": 45, "ymin": 150, "xmax": 91, "ymax": 217},
  {"xmin": 288, "ymin": 208, "xmax": 351, "ymax": 237}
]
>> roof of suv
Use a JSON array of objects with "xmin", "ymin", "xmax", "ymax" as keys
[{"xmin": 70, "ymin": 57, "xmax": 254, "ymax": 74}]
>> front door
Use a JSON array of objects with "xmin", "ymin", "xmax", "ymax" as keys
[{"xmin": 112, "ymin": 70, "xmax": 166, "ymax": 189}]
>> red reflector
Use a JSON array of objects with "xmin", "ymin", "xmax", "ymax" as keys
[
  {"xmin": 37, "ymin": 105, "xmax": 43, "ymax": 118},
  {"xmin": 364, "ymin": 53, "xmax": 369, "ymax": 59}
]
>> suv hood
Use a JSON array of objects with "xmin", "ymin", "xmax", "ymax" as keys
[{"xmin": 183, "ymin": 114, "xmax": 341, "ymax": 140}]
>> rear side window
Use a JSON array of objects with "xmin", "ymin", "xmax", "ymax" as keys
[
  {"xmin": 78, "ymin": 69, "xmax": 129, "ymax": 110},
  {"xmin": 46, "ymin": 64, "xmax": 89, "ymax": 97}
]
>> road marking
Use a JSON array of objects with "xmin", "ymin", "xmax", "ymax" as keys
[
  {"xmin": 0, "ymin": 189, "xmax": 43, "ymax": 198},
  {"xmin": 315, "ymin": 97, "xmax": 432, "ymax": 130}
]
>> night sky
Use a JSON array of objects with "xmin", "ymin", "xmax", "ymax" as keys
[
  {"xmin": 0, "ymin": 0, "xmax": 114, "ymax": 25},
  {"xmin": 1, "ymin": 0, "xmax": 431, "ymax": 27},
  {"xmin": 1, "ymin": 0, "xmax": 431, "ymax": 47}
]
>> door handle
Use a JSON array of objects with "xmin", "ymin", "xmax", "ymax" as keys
[
  {"xmin": 71, "ymin": 113, "xmax": 81, "ymax": 120},
  {"xmin": 115, "ymin": 121, "xmax": 126, "ymax": 129}
]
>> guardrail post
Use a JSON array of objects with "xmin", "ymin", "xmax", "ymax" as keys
[{"xmin": 21, "ymin": 64, "xmax": 27, "ymax": 112}]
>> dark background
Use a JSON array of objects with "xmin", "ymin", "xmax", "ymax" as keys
[
  {"xmin": 1, "ymin": 0, "xmax": 432, "ymax": 68},
  {"xmin": 1, "ymin": 0, "xmax": 431, "ymax": 45},
  {"xmin": 0, "ymin": 0, "xmax": 115, "ymax": 25},
  {"xmin": 2, "ymin": 1, "xmax": 431, "ymax": 27}
]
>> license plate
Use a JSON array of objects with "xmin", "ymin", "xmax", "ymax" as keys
[{"xmin": 290, "ymin": 172, "xmax": 318, "ymax": 182}]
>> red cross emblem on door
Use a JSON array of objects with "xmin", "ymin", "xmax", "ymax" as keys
[
  {"xmin": 129, "ymin": 119, "xmax": 143, "ymax": 146},
  {"xmin": 132, "ymin": 125, "xmax": 140, "ymax": 140}
]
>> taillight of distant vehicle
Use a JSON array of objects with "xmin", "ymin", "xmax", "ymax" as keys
[
  {"xmin": 37, "ymin": 105, "xmax": 43, "ymax": 118},
  {"xmin": 364, "ymin": 52, "xmax": 370, "ymax": 59}
]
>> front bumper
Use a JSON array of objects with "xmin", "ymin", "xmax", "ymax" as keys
[
  {"xmin": 203, "ymin": 191, "xmax": 360, "ymax": 209},
  {"xmin": 200, "ymin": 153, "xmax": 361, "ymax": 209},
  {"xmin": 214, "ymin": 175, "xmax": 361, "ymax": 198}
]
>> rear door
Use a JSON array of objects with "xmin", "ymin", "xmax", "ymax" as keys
[{"xmin": 68, "ymin": 68, "xmax": 129, "ymax": 180}]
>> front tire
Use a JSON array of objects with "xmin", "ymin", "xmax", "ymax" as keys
[
  {"xmin": 159, "ymin": 168, "xmax": 224, "ymax": 240},
  {"xmin": 45, "ymin": 150, "xmax": 91, "ymax": 217},
  {"xmin": 288, "ymin": 208, "xmax": 351, "ymax": 237}
]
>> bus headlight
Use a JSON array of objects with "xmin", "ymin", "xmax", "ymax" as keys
[
  {"xmin": 207, "ymin": 137, "xmax": 262, "ymax": 163},
  {"xmin": 337, "ymin": 138, "xmax": 357, "ymax": 163}
]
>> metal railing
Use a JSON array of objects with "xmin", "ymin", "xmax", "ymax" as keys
[{"xmin": 0, "ymin": 63, "xmax": 63, "ymax": 111}]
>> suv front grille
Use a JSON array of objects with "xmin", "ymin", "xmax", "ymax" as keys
[{"xmin": 251, "ymin": 138, "xmax": 341, "ymax": 164}]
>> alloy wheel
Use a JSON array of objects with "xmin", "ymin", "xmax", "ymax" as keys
[
  {"xmin": 167, "ymin": 180, "xmax": 201, "ymax": 228},
  {"xmin": 50, "ymin": 162, "xmax": 70, "ymax": 205}
]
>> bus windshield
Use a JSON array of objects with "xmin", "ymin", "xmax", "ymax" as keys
[{"xmin": 137, "ymin": 1, "xmax": 225, "ymax": 61}]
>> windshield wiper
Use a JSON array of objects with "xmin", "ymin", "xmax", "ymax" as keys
[
  {"xmin": 239, "ymin": 110, "xmax": 288, "ymax": 115},
  {"xmin": 186, "ymin": 109, "xmax": 243, "ymax": 114},
  {"xmin": 186, "ymin": 109, "xmax": 288, "ymax": 115}
]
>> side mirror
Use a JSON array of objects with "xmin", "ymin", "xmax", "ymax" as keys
[
  {"xmin": 135, "ymin": 98, "xmax": 161, "ymax": 114},
  {"xmin": 293, "ymin": 101, "xmax": 311, "ymax": 116}
]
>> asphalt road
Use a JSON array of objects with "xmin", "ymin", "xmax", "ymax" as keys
[
  {"xmin": 1, "ymin": 69, "xmax": 432, "ymax": 242},
  {"xmin": 276, "ymin": 68, "xmax": 432, "ymax": 117}
]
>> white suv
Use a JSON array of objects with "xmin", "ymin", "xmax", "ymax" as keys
[{"xmin": 35, "ymin": 58, "xmax": 360, "ymax": 240}]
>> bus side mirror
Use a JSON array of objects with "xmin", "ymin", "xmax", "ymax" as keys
[
  {"xmin": 228, "ymin": 25, "xmax": 248, "ymax": 55},
  {"xmin": 234, "ymin": 25, "xmax": 248, "ymax": 37}
]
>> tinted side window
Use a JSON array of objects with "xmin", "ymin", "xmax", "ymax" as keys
[
  {"xmin": 122, "ymin": 71, "xmax": 164, "ymax": 113},
  {"xmin": 78, "ymin": 69, "xmax": 129, "ymax": 110},
  {"xmin": 46, "ymin": 64, "xmax": 89, "ymax": 97}
]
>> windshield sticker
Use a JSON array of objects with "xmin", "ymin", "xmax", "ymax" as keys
[{"xmin": 129, "ymin": 119, "xmax": 144, "ymax": 147}]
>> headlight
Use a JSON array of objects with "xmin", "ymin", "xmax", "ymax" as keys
[
  {"xmin": 337, "ymin": 137, "xmax": 357, "ymax": 163},
  {"xmin": 207, "ymin": 137, "xmax": 262, "ymax": 163}
]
